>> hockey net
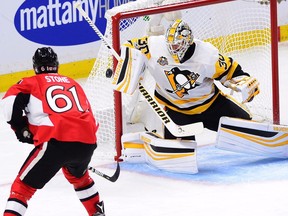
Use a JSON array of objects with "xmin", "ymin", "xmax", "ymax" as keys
[{"xmin": 84, "ymin": 0, "xmax": 279, "ymax": 160}]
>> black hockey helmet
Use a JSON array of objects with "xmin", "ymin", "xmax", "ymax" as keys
[{"xmin": 33, "ymin": 47, "xmax": 59, "ymax": 74}]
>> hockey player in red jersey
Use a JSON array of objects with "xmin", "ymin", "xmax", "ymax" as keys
[{"xmin": 1, "ymin": 47, "xmax": 105, "ymax": 216}]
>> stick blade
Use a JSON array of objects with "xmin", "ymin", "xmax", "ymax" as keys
[
  {"xmin": 179, "ymin": 122, "xmax": 204, "ymax": 136},
  {"xmin": 168, "ymin": 122, "xmax": 204, "ymax": 137},
  {"xmin": 109, "ymin": 162, "xmax": 120, "ymax": 182},
  {"xmin": 88, "ymin": 162, "xmax": 120, "ymax": 182}
]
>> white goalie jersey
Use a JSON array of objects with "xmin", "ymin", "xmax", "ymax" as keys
[
  {"xmin": 114, "ymin": 35, "xmax": 250, "ymax": 115},
  {"xmin": 146, "ymin": 36, "xmax": 219, "ymax": 115}
]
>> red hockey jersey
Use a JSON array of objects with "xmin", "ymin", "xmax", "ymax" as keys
[{"xmin": 1, "ymin": 73, "xmax": 98, "ymax": 145}]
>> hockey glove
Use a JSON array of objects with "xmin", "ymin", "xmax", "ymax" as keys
[
  {"xmin": 9, "ymin": 116, "xmax": 34, "ymax": 144},
  {"xmin": 224, "ymin": 75, "xmax": 260, "ymax": 103},
  {"xmin": 14, "ymin": 126, "xmax": 34, "ymax": 144}
]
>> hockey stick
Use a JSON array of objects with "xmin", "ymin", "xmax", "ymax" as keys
[
  {"xmin": 74, "ymin": 1, "xmax": 204, "ymax": 137},
  {"xmin": 88, "ymin": 162, "xmax": 120, "ymax": 182}
]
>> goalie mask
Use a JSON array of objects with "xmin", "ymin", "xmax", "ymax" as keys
[
  {"xmin": 165, "ymin": 19, "xmax": 194, "ymax": 63},
  {"xmin": 33, "ymin": 47, "xmax": 59, "ymax": 74}
]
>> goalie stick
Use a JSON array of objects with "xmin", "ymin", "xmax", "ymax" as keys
[
  {"xmin": 88, "ymin": 162, "xmax": 120, "ymax": 182},
  {"xmin": 74, "ymin": 1, "xmax": 204, "ymax": 137}
]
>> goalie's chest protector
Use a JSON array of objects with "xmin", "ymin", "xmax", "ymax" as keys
[{"xmin": 147, "ymin": 36, "xmax": 219, "ymax": 110}]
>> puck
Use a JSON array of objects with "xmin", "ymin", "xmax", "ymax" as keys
[{"xmin": 106, "ymin": 68, "xmax": 113, "ymax": 78}]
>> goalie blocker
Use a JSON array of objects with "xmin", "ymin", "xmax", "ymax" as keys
[
  {"xmin": 216, "ymin": 117, "xmax": 288, "ymax": 158},
  {"xmin": 121, "ymin": 131, "xmax": 198, "ymax": 174}
]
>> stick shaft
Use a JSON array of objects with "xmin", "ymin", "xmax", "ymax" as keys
[
  {"xmin": 74, "ymin": 1, "xmax": 120, "ymax": 60},
  {"xmin": 88, "ymin": 162, "xmax": 120, "ymax": 182}
]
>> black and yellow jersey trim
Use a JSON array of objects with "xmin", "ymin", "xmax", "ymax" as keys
[
  {"xmin": 125, "ymin": 36, "xmax": 151, "ymax": 59},
  {"xmin": 155, "ymin": 86, "xmax": 220, "ymax": 115}
]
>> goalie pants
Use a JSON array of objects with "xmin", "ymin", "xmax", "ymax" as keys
[
  {"xmin": 4, "ymin": 139, "xmax": 101, "ymax": 216},
  {"xmin": 164, "ymin": 93, "xmax": 251, "ymax": 140}
]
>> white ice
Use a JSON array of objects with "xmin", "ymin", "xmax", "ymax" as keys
[{"xmin": 0, "ymin": 42, "xmax": 288, "ymax": 216}]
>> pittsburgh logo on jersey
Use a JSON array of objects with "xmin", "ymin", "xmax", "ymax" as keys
[
  {"xmin": 165, "ymin": 67, "xmax": 200, "ymax": 98},
  {"xmin": 157, "ymin": 56, "xmax": 168, "ymax": 66}
]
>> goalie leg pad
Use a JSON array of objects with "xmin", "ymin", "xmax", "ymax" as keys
[
  {"xmin": 121, "ymin": 132, "xmax": 146, "ymax": 163},
  {"xmin": 121, "ymin": 132, "xmax": 198, "ymax": 174},
  {"xmin": 141, "ymin": 132, "xmax": 198, "ymax": 174},
  {"xmin": 216, "ymin": 117, "xmax": 288, "ymax": 158}
]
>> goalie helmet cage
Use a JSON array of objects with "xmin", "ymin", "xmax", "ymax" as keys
[{"xmin": 85, "ymin": 0, "xmax": 279, "ymax": 161}]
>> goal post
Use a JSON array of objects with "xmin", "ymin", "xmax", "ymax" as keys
[
  {"xmin": 84, "ymin": 0, "xmax": 280, "ymax": 161},
  {"xmin": 269, "ymin": 0, "xmax": 280, "ymax": 124}
]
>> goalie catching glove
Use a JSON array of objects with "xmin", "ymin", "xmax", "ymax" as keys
[{"xmin": 224, "ymin": 75, "xmax": 260, "ymax": 103}]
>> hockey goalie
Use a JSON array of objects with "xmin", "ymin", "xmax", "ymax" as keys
[{"xmin": 112, "ymin": 11, "xmax": 288, "ymax": 174}]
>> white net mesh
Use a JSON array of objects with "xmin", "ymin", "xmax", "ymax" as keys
[{"xmin": 84, "ymin": 0, "xmax": 275, "ymax": 158}]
